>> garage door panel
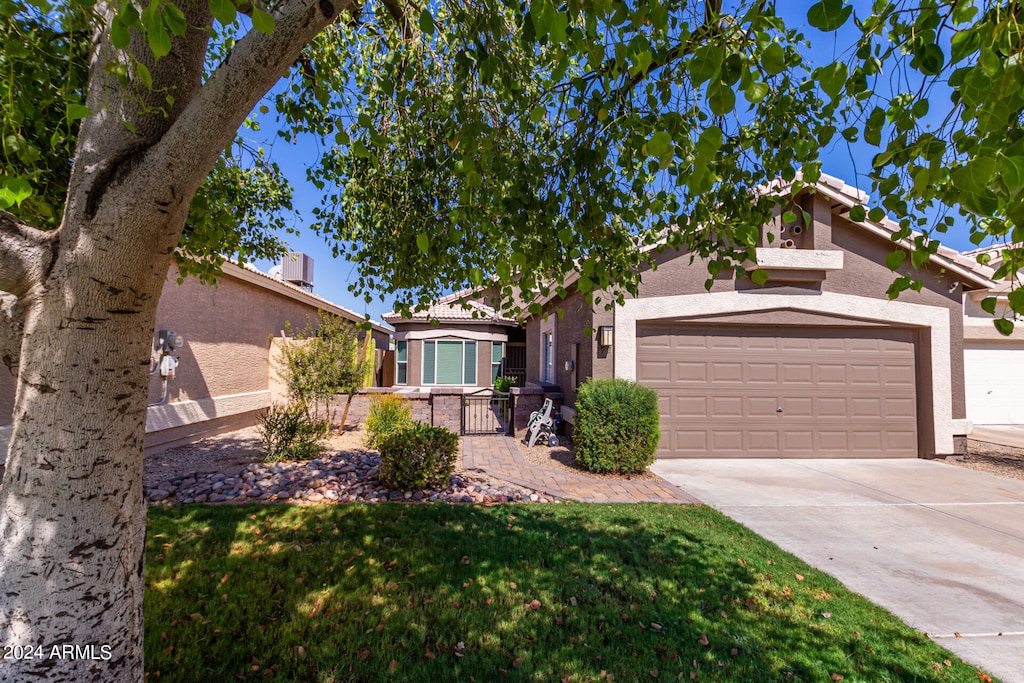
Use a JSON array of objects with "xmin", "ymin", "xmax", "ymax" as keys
[
  {"xmin": 849, "ymin": 364, "xmax": 881, "ymax": 384},
  {"xmin": 710, "ymin": 362, "xmax": 743, "ymax": 382},
  {"xmin": 964, "ymin": 343, "xmax": 1024, "ymax": 424},
  {"xmin": 747, "ymin": 363, "xmax": 778, "ymax": 383},
  {"xmin": 676, "ymin": 362, "xmax": 707, "ymax": 383},
  {"xmin": 851, "ymin": 398, "xmax": 882, "ymax": 418},
  {"xmin": 641, "ymin": 324, "xmax": 918, "ymax": 458},
  {"xmin": 637, "ymin": 360, "xmax": 672, "ymax": 383},
  {"xmin": 817, "ymin": 397, "xmax": 847, "ymax": 417},
  {"xmin": 674, "ymin": 396, "xmax": 706, "ymax": 417},
  {"xmin": 748, "ymin": 396, "xmax": 780, "ymax": 417},
  {"xmin": 710, "ymin": 396, "xmax": 743, "ymax": 418}
]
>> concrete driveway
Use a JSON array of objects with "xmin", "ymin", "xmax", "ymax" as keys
[{"xmin": 651, "ymin": 458, "xmax": 1024, "ymax": 683}]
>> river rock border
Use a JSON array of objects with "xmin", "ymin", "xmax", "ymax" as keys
[{"xmin": 145, "ymin": 451, "xmax": 553, "ymax": 506}]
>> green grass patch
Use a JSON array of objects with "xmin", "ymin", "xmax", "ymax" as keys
[{"xmin": 145, "ymin": 503, "xmax": 995, "ymax": 682}]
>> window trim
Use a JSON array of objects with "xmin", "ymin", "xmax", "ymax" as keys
[
  {"xmin": 490, "ymin": 341, "xmax": 504, "ymax": 385},
  {"xmin": 395, "ymin": 340, "xmax": 408, "ymax": 385},
  {"xmin": 422, "ymin": 339, "xmax": 477, "ymax": 386}
]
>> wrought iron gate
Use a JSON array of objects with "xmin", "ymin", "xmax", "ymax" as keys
[{"xmin": 462, "ymin": 389, "xmax": 512, "ymax": 435}]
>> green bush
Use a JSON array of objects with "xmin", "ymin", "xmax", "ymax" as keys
[
  {"xmin": 378, "ymin": 422, "xmax": 459, "ymax": 490},
  {"xmin": 364, "ymin": 393, "xmax": 414, "ymax": 450},
  {"xmin": 574, "ymin": 378, "xmax": 660, "ymax": 474},
  {"xmin": 493, "ymin": 376, "xmax": 515, "ymax": 393},
  {"xmin": 259, "ymin": 402, "xmax": 330, "ymax": 462}
]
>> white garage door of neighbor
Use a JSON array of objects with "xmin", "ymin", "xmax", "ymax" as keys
[
  {"xmin": 637, "ymin": 324, "xmax": 919, "ymax": 458},
  {"xmin": 965, "ymin": 342, "xmax": 1024, "ymax": 425}
]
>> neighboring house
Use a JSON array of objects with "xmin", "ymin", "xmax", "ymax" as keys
[
  {"xmin": 383, "ymin": 294, "xmax": 526, "ymax": 392},
  {"xmin": 960, "ymin": 244, "xmax": 1024, "ymax": 425},
  {"xmin": 414, "ymin": 173, "xmax": 994, "ymax": 458},
  {"xmin": 0, "ymin": 256, "xmax": 391, "ymax": 459}
]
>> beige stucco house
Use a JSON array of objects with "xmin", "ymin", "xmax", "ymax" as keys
[
  {"xmin": 0, "ymin": 258, "xmax": 391, "ymax": 458},
  {"xmin": 410, "ymin": 174, "xmax": 996, "ymax": 458}
]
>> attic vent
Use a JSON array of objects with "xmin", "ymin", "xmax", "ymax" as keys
[{"xmin": 282, "ymin": 252, "xmax": 314, "ymax": 291}]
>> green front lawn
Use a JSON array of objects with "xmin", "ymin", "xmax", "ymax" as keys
[{"xmin": 145, "ymin": 503, "xmax": 994, "ymax": 682}]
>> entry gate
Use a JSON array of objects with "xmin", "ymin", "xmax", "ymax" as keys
[{"xmin": 462, "ymin": 389, "xmax": 512, "ymax": 435}]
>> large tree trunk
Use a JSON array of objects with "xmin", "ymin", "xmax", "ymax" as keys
[
  {"xmin": 0, "ymin": 0, "xmax": 346, "ymax": 679},
  {"xmin": 0, "ymin": 222, "xmax": 172, "ymax": 681}
]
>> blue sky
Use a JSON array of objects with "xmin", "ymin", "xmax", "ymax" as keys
[{"xmin": 250, "ymin": 1, "xmax": 975, "ymax": 322}]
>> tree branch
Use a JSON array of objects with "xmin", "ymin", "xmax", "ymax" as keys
[
  {"xmin": 0, "ymin": 211, "xmax": 58, "ymax": 299},
  {"xmin": 0, "ymin": 294, "xmax": 24, "ymax": 377},
  {"xmin": 146, "ymin": 0, "xmax": 354, "ymax": 206}
]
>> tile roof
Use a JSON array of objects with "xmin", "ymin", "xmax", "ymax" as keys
[{"xmin": 383, "ymin": 298, "xmax": 518, "ymax": 325}]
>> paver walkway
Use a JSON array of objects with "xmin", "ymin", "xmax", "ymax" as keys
[{"xmin": 462, "ymin": 435, "xmax": 698, "ymax": 504}]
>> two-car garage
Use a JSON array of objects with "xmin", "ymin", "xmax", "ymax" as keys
[{"xmin": 636, "ymin": 324, "xmax": 921, "ymax": 458}]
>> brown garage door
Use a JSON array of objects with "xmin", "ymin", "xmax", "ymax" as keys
[{"xmin": 637, "ymin": 324, "xmax": 918, "ymax": 458}]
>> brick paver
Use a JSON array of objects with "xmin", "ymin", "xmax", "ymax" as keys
[{"xmin": 462, "ymin": 435, "xmax": 699, "ymax": 504}]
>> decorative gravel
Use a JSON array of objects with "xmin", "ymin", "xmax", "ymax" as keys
[
  {"xmin": 943, "ymin": 438, "xmax": 1024, "ymax": 481},
  {"xmin": 144, "ymin": 426, "xmax": 550, "ymax": 506}
]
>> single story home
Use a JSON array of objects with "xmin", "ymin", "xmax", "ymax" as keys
[{"xmin": 407, "ymin": 173, "xmax": 996, "ymax": 459}]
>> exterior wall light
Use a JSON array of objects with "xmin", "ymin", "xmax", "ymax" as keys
[{"xmin": 598, "ymin": 325, "xmax": 614, "ymax": 348}]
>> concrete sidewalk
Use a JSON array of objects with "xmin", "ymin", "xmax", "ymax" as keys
[{"xmin": 652, "ymin": 458, "xmax": 1024, "ymax": 683}]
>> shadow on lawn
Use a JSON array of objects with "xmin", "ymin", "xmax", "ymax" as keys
[{"xmin": 144, "ymin": 503, "xmax": 980, "ymax": 683}]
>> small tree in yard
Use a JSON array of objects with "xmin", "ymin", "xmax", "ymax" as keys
[{"xmin": 277, "ymin": 313, "xmax": 370, "ymax": 431}]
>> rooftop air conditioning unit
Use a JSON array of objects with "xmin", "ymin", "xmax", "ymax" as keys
[{"xmin": 281, "ymin": 252, "xmax": 313, "ymax": 290}]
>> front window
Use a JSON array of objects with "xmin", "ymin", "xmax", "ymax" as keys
[
  {"xmin": 423, "ymin": 340, "xmax": 477, "ymax": 385},
  {"xmin": 542, "ymin": 332, "xmax": 554, "ymax": 383},
  {"xmin": 395, "ymin": 340, "xmax": 408, "ymax": 385}
]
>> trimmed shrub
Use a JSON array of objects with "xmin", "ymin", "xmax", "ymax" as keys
[
  {"xmin": 259, "ymin": 402, "xmax": 330, "ymax": 462},
  {"xmin": 493, "ymin": 376, "xmax": 515, "ymax": 393},
  {"xmin": 364, "ymin": 393, "xmax": 414, "ymax": 450},
  {"xmin": 378, "ymin": 422, "xmax": 459, "ymax": 490},
  {"xmin": 574, "ymin": 378, "xmax": 660, "ymax": 474}
]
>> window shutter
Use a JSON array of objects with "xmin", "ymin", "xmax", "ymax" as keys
[
  {"xmin": 464, "ymin": 341, "xmax": 476, "ymax": 385},
  {"xmin": 422, "ymin": 341, "xmax": 436, "ymax": 384}
]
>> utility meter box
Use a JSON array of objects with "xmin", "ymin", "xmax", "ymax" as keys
[{"xmin": 157, "ymin": 329, "xmax": 184, "ymax": 352}]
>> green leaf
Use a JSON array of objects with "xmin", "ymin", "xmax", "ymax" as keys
[
  {"xmin": 147, "ymin": 21, "xmax": 171, "ymax": 59},
  {"xmin": 750, "ymin": 269, "xmax": 769, "ymax": 286},
  {"xmin": 885, "ymin": 250, "xmax": 905, "ymax": 271},
  {"xmin": 416, "ymin": 233, "xmax": 430, "ymax": 253},
  {"xmin": 744, "ymin": 81, "xmax": 769, "ymax": 104},
  {"xmin": 135, "ymin": 61, "xmax": 153, "ymax": 89},
  {"xmin": 807, "ymin": 0, "xmax": 852, "ymax": 31},
  {"xmin": 66, "ymin": 103, "xmax": 91, "ymax": 122},
  {"xmin": 864, "ymin": 106, "xmax": 885, "ymax": 146},
  {"xmin": 163, "ymin": 2, "xmax": 186, "ymax": 35},
  {"xmin": 418, "ymin": 9, "xmax": 434, "ymax": 36},
  {"xmin": 815, "ymin": 61, "xmax": 848, "ymax": 100},
  {"xmin": 690, "ymin": 45, "xmax": 723, "ymax": 85},
  {"xmin": 1001, "ymin": 156, "xmax": 1024, "ymax": 196},
  {"xmin": 209, "ymin": 0, "xmax": 236, "ymax": 25},
  {"xmin": 707, "ymin": 80, "xmax": 735, "ymax": 116},
  {"xmin": 914, "ymin": 43, "xmax": 945, "ymax": 76},
  {"xmin": 110, "ymin": 16, "xmax": 130, "ymax": 48},
  {"xmin": 980, "ymin": 297, "xmax": 997, "ymax": 314},
  {"xmin": 647, "ymin": 131, "xmax": 673, "ymax": 159},
  {"xmin": 761, "ymin": 42, "xmax": 786, "ymax": 76},
  {"xmin": 251, "ymin": 6, "xmax": 275, "ymax": 34},
  {"xmin": 868, "ymin": 206, "xmax": 886, "ymax": 222},
  {"xmin": 0, "ymin": 176, "xmax": 32, "ymax": 206},
  {"xmin": 994, "ymin": 318, "xmax": 1015, "ymax": 336},
  {"xmin": 848, "ymin": 205, "xmax": 866, "ymax": 222}
]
